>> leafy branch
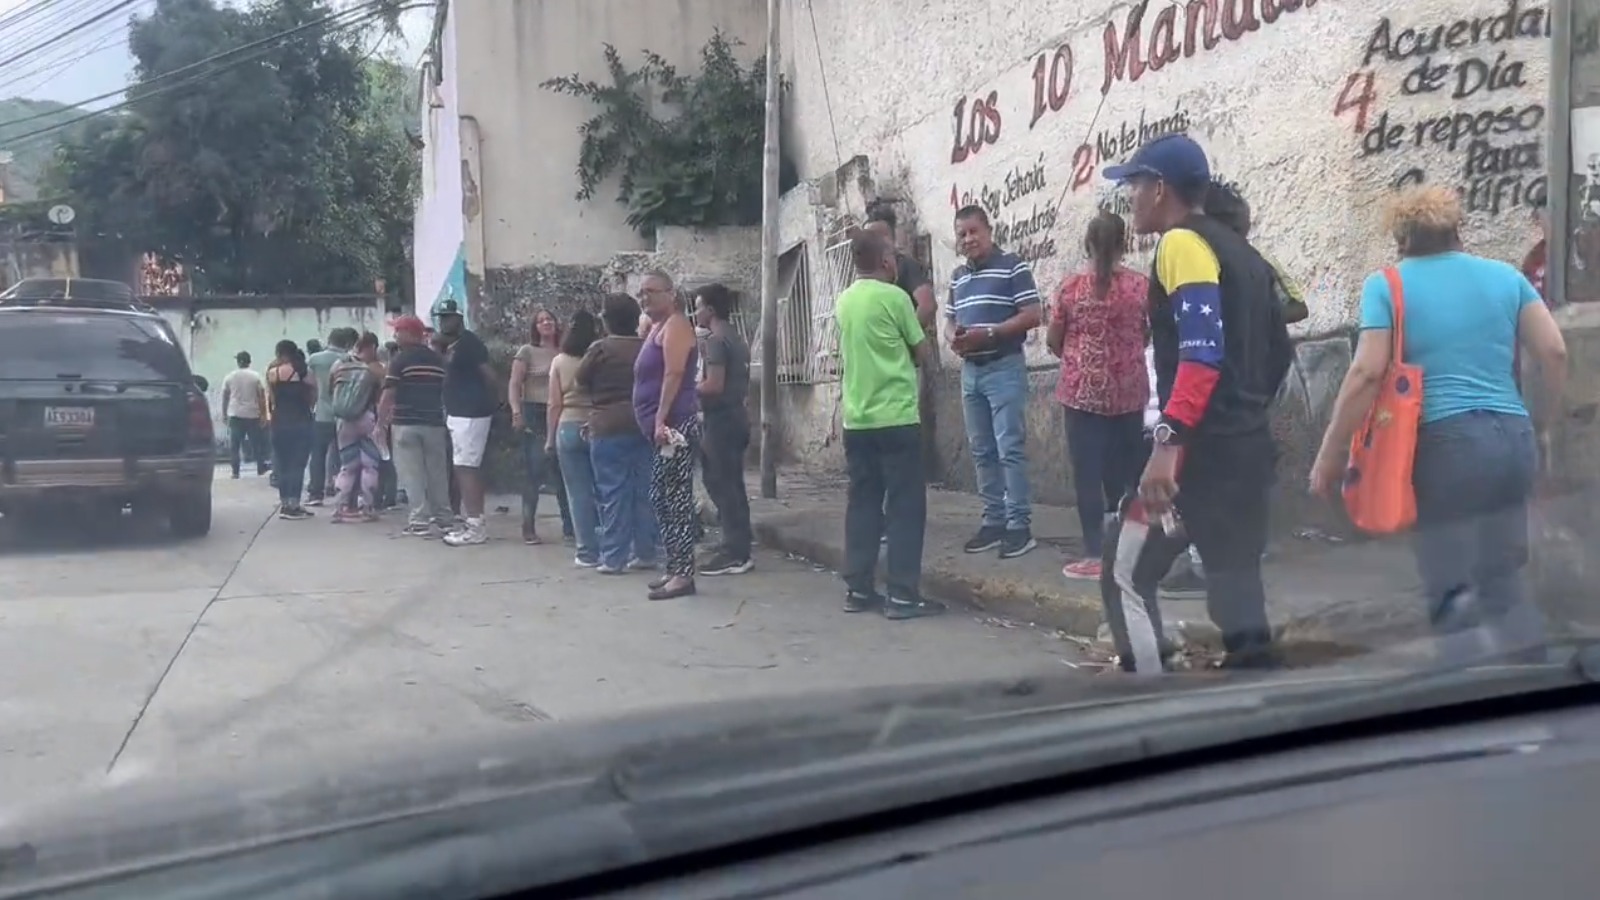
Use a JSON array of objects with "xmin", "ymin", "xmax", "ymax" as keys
[{"xmin": 542, "ymin": 32, "xmax": 767, "ymax": 235}]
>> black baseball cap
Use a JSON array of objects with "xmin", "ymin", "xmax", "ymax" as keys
[
  {"xmin": 436, "ymin": 299, "xmax": 463, "ymax": 317},
  {"xmin": 1102, "ymin": 134, "xmax": 1211, "ymax": 187}
]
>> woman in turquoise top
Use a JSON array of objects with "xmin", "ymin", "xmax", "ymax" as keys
[{"xmin": 1312, "ymin": 185, "xmax": 1568, "ymax": 666}]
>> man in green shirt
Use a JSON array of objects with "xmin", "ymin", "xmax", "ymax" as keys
[{"xmin": 835, "ymin": 232, "xmax": 942, "ymax": 619}]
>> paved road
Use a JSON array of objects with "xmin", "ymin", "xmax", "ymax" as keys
[{"xmin": 0, "ymin": 473, "xmax": 1080, "ymax": 808}]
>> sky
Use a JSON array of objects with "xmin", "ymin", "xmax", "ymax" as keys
[{"xmin": 0, "ymin": 0, "xmax": 433, "ymax": 110}]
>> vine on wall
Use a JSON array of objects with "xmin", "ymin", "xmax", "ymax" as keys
[{"xmin": 542, "ymin": 32, "xmax": 780, "ymax": 236}]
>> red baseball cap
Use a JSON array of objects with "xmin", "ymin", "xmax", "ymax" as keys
[{"xmin": 392, "ymin": 314, "xmax": 426, "ymax": 336}]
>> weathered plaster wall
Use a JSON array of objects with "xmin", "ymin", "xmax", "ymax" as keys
[
  {"xmin": 453, "ymin": 0, "xmax": 766, "ymax": 271},
  {"xmin": 776, "ymin": 0, "xmax": 1553, "ymax": 521},
  {"xmin": 474, "ymin": 226, "xmax": 762, "ymax": 349},
  {"xmin": 412, "ymin": 2, "xmax": 466, "ymax": 324}
]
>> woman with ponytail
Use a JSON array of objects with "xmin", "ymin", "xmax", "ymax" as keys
[{"xmin": 1045, "ymin": 210, "xmax": 1150, "ymax": 580}]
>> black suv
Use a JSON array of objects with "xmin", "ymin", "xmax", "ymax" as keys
[{"xmin": 0, "ymin": 278, "xmax": 214, "ymax": 536}]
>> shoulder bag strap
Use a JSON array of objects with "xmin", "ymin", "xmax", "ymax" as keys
[{"xmin": 1381, "ymin": 266, "xmax": 1406, "ymax": 363}]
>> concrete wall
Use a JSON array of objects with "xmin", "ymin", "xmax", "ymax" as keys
[
  {"xmin": 154, "ymin": 299, "xmax": 386, "ymax": 443},
  {"xmin": 774, "ymin": 0, "xmax": 1553, "ymax": 525},
  {"xmin": 412, "ymin": 3, "xmax": 467, "ymax": 325},
  {"xmin": 445, "ymin": 0, "xmax": 766, "ymax": 344}
]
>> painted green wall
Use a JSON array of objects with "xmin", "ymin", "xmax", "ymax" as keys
[{"xmin": 158, "ymin": 302, "xmax": 386, "ymax": 446}]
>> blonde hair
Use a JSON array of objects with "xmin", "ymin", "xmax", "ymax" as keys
[{"xmin": 1382, "ymin": 185, "xmax": 1464, "ymax": 256}]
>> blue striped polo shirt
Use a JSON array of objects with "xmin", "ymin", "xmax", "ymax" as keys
[{"xmin": 946, "ymin": 249, "xmax": 1041, "ymax": 361}]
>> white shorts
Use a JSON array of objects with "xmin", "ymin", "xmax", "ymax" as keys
[{"xmin": 446, "ymin": 415, "xmax": 493, "ymax": 468}]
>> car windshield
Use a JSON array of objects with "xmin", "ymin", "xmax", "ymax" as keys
[
  {"xmin": 3, "ymin": 2, "xmax": 1597, "ymax": 895},
  {"xmin": 0, "ymin": 313, "xmax": 191, "ymax": 383}
]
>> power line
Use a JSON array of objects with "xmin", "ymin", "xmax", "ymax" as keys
[
  {"xmin": 0, "ymin": 0, "xmax": 145, "ymax": 74},
  {"xmin": 0, "ymin": 1, "xmax": 419, "ymax": 148},
  {"xmin": 0, "ymin": 0, "xmax": 68, "ymax": 38},
  {"xmin": 0, "ymin": 5, "xmax": 142, "ymax": 96}
]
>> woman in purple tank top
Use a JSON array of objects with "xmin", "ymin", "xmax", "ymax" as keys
[{"xmin": 634, "ymin": 271, "xmax": 701, "ymax": 600}]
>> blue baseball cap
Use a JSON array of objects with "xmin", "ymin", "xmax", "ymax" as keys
[{"xmin": 1102, "ymin": 133, "xmax": 1211, "ymax": 186}]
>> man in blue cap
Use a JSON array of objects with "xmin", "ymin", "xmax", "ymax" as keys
[{"xmin": 1096, "ymin": 134, "xmax": 1293, "ymax": 672}]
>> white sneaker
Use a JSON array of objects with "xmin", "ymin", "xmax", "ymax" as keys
[{"xmin": 443, "ymin": 519, "xmax": 487, "ymax": 546}]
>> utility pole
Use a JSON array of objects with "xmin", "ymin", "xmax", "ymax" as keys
[
  {"xmin": 1550, "ymin": 0, "xmax": 1572, "ymax": 307},
  {"xmin": 758, "ymin": 0, "xmax": 781, "ymax": 499}
]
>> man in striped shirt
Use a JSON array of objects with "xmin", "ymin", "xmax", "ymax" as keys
[{"xmin": 946, "ymin": 205, "xmax": 1043, "ymax": 559}]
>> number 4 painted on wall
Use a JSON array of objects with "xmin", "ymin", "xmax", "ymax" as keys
[{"xmin": 1334, "ymin": 71, "xmax": 1376, "ymax": 134}]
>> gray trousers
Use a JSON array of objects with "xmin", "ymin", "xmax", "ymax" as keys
[{"xmin": 393, "ymin": 424, "xmax": 452, "ymax": 527}]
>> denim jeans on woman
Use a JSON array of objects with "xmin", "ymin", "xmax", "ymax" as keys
[
  {"xmin": 521, "ymin": 402, "xmax": 573, "ymax": 540},
  {"xmin": 1412, "ymin": 409, "xmax": 1547, "ymax": 665},
  {"xmin": 555, "ymin": 421, "xmax": 601, "ymax": 564},
  {"xmin": 961, "ymin": 352, "xmax": 1032, "ymax": 530},
  {"xmin": 590, "ymin": 431, "xmax": 659, "ymax": 571}
]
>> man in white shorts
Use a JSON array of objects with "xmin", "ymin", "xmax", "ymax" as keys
[{"xmin": 436, "ymin": 299, "xmax": 502, "ymax": 546}]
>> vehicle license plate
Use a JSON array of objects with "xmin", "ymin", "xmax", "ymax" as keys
[{"xmin": 44, "ymin": 406, "xmax": 94, "ymax": 428}]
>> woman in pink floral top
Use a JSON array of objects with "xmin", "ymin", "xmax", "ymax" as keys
[{"xmin": 1045, "ymin": 211, "xmax": 1150, "ymax": 580}]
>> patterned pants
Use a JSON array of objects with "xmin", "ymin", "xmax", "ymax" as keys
[
  {"xmin": 650, "ymin": 417, "xmax": 702, "ymax": 578},
  {"xmin": 334, "ymin": 411, "xmax": 382, "ymax": 513}
]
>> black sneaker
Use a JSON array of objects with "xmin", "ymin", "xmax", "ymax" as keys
[
  {"xmin": 1158, "ymin": 565, "xmax": 1207, "ymax": 601},
  {"xmin": 700, "ymin": 551, "xmax": 753, "ymax": 576},
  {"xmin": 883, "ymin": 595, "xmax": 947, "ymax": 620},
  {"xmin": 843, "ymin": 589, "xmax": 882, "ymax": 613},
  {"xmin": 278, "ymin": 505, "xmax": 313, "ymax": 521},
  {"xmin": 998, "ymin": 527, "xmax": 1037, "ymax": 559},
  {"xmin": 963, "ymin": 525, "xmax": 1006, "ymax": 554}
]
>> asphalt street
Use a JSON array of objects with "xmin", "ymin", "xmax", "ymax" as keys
[{"xmin": 0, "ymin": 472, "xmax": 1081, "ymax": 809}]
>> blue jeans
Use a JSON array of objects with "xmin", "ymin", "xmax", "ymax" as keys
[
  {"xmin": 555, "ymin": 421, "xmax": 601, "ymax": 563},
  {"xmin": 1412, "ymin": 410, "xmax": 1547, "ymax": 665},
  {"xmin": 960, "ymin": 353, "xmax": 1032, "ymax": 529},
  {"xmin": 590, "ymin": 431, "xmax": 659, "ymax": 570},
  {"xmin": 522, "ymin": 402, "xmax": 573, "ymax": 538}
]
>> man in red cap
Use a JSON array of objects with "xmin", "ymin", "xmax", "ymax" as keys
[{"xmin": 378, "ymin": 315, "xmax": 454, "ymax": 536}]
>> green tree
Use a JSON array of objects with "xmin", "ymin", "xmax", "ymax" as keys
[
  {"xmin": 47, "ymin": 0, "xmax": 417, "ymax": 295},
  {"xmin": 543, "ymin": 32, "xmax": 780, "ymax": 236}
]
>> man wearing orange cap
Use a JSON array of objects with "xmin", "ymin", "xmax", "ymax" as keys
[{"xmin": 378, "ymin": 315, "xmax": 453, "ymax": 536}]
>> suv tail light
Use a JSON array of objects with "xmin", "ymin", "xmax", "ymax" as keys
[{"xmin": 187, "ymin": 392, "xmax": 213, "ymax": 446}]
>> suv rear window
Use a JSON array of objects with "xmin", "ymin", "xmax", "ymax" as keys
[{"xmin": 0, "ymin": 313, "xmax": 193, "ymax": 382}]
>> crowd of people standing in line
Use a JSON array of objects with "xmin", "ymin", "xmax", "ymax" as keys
[
  {"xmin": 835, "ymin": 131, "xmax": 1567, "ymax": 672},
  {"xmin": 217, "ymin": 279, "xmax": 754, "ymax": 603}
]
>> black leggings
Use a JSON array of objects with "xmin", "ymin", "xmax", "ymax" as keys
[{"xmin": 1063, "ymin": 407, "xmax": 1145, "ymax": 558}]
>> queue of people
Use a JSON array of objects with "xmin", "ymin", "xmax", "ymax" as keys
[{"xmin": 224, "ymin": 130, "xmax": 1563, "ymax": 669}]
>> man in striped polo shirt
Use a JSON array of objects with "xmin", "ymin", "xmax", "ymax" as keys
[{"xmin": 946, "ymin": 205, "xmax": 1043, "ymax": 559}]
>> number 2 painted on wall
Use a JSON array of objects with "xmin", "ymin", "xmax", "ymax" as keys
[
  {"xmin": 1333, "ymin": 71, "xmax": 1376, "ymax": 134},
  {"xmin": 1070, "ymin": 143, "xmax": 1096, "ymax": 192}
]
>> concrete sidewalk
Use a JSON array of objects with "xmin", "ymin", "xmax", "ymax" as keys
[{"xmin": 723, "ymin": 469, "xmax": 1432, "ymax": 661}]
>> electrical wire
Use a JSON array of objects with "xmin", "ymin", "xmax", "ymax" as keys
[
  {"xmin": 0, "ymin": 0, "xmax": 408, "ymax": 144},
  {"xmin": 0, "ymin": 0, "xmax": 145, "ymax": 73},
  {"xmin": 802, "ymin": 0, "xmax": 853, "ymax": 224},
  {"xmin": 0, "ymin": 3, "xmax": 144, "ymax": 96},
  {"xmin": 0, "ymin": 0, "xmax": 68, "ymax": 38}
]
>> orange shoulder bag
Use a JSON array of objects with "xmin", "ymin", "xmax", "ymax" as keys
[{"xmin": 1342, "ymin": 266, "xmax": 1424, "ymax": 534}]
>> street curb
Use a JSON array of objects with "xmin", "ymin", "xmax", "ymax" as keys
[
  {"xmin": 737, "ymin": 512, "xmax": 1115, "ymax": 636},
  {"xmin": 729, "ymin": 508, "xmax": 1398, "ymax": 666}
]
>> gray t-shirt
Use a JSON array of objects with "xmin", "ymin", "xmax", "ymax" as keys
[
  {"xmin": 306, "ymin": 348, "xmax": 344, "ymax": 423},
  {"xmin": 700, "ymin": 325, "xmax": 750, "ymax": 415}
]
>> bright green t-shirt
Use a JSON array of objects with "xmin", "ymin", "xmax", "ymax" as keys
[{"xmin": 835, "ymin": 277, "xmax": 924, "ymax": 431}]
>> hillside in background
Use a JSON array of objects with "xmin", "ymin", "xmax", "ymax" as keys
[{"xmin": 0, "ymin": 98, "xmax": 85, "ymax": 202}]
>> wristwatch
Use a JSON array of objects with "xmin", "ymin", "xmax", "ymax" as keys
[{"xmin": 1152, "ymin": 420, "xmax": 1183, "ymax": 446}]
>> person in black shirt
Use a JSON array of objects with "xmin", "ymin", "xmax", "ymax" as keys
[
  {"xmin": 435, "ymin": 299, "xmax": 502, "ymax": 546},
  {"xmin": 863, "ymin": 204, "xmax": 936, "ymax": 330},
  {"xmin": 1098, "ymin": 134, "xmax": 1291, "ymax": 672},
  {"xmin": 380, "ymin": 315, "xmax": 453, "ymax": 536}
]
